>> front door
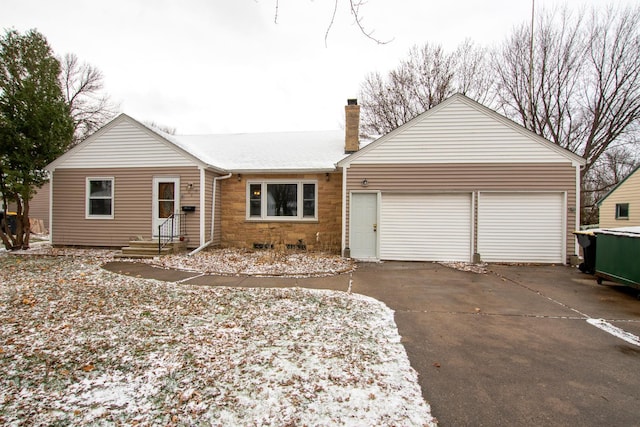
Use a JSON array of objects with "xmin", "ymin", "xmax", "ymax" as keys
[
  {"xmin": 350, "ymin": 193, "xmax": 378, "ymax": 260},
  {"xmin": 152, "ymin": 177, "xmax": 180, "ymax": 236}
]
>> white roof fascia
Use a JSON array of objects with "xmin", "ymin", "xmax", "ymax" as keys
[
  {"xmin": 122, "ymin": 115, "xmax": 226, "ymax": 173},
  {"xmin": 46, "ymin": 114, "xmax": 227, "ymax": 174},
  {"xmin": 456, "ymin": 95, "xmax": 586, "ymax": 166},
  {"xmin": 46, "ymin": 113, "xmax": 126, "ymax": 171},
  {"xmin": 231, "ymin": 167, "xmax": 339, "ymax": 174},
  {"xmin": 338, "ymin": 93, "xmax": 586, "ymax": 167}
]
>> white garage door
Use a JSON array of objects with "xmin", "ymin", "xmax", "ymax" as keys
[
  {"xmin": 478, "ymin": 192, "xmax": 564, "ymax": 263},
  {"xmin": 380, "ymin": 193, "xmax": 472, "ymax": 262}
]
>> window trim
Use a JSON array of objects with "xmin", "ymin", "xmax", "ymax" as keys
[
  {"xmin": 246, "ymin": 179, "xmax": 318, "ymax": 221},
  {"xmin": 86, "ymin": 177, "xmax": 114, "ymax": 219},
  {"xmin": 615, "ymin": 202, "xmax": 629, "ymax": 220}
]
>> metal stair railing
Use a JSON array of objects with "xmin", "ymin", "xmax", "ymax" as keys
[{"xmin": 158, "ymin": 213, "xmax": 186, "ymax": 254}]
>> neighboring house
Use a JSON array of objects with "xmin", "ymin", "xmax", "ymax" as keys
[
  {"xmin": 1, "ymin": 182, "xmax": 49, "ymax": 232},
  {"xmin": 46, "ymin": 94, "xmax": 585, "ymax": 264},
  {"xmin": 29, "ymin": 182, "xmax": 50, "ymax": 232},
  {"xmin": 338, "ymin": 94, "xmax": 585, "ymax": 264},
  {"xmin": 597, "ymin": 164, "xmax": 640, "ymax": 228}
]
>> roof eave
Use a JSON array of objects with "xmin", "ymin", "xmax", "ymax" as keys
[
  {"xmin": 596, "ymin": 163, "xmax": 640, "ymax": 206},
  {"xmin": 231, "ymin": 167, "xmax": 339, "ymax": 174}
]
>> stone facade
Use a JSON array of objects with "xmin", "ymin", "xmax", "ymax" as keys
[{"xmin": 219, "ymin": 172, "xmax": 342, "ymax": 253}]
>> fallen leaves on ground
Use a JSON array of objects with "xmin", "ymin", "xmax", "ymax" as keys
[
  {"xmin": 145, "ymin": 248, "xmax": 356, "ymax": 277},
  {"xmin": 0, "ymin": 255, "xmax": 436, "ymax": 426},
  {"xmin": 437, "ymin": 261, "xmax": 488, "ymax": 274},
  {"xmin": 7, "ymin": 243, "xmax": 355, "ymax": 277}
]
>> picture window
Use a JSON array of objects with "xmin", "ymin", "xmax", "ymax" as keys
[{"xmin": 247, "ymin": 181, "xmax": 317, "ymax": 220}]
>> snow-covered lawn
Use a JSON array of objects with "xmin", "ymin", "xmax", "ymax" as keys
[
  {"xmin": 144, "ymin": 248, "xmax": 356, "ymax": 277},
  {"xmin": 0, "ymin": 254, "xmax": 436, "ymax": 426}
]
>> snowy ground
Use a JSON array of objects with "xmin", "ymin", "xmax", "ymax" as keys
[
  {"xmin": 144, "ymin": 248, "xmax": 356, "ymax": 277},
  {"xmin": 0, "ymin": 253, "xmax": 436, "ymax": 426}
]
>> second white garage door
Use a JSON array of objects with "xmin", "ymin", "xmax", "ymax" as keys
[
  {"xmin": 380, "ymin": 193, "xmax": 472, "ymax": 262},
  {"xmin": 477, "ymin": 192, "xmax": 565, "ymax": 263}
]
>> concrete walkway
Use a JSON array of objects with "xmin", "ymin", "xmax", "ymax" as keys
[{"xmin": 103, "ymin": 260, "xmax": 640, "ymax": 426}]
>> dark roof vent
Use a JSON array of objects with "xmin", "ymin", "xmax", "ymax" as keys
[{"xmin": 347, "ymin": 98, "xmax": 358, "ymax": 106}]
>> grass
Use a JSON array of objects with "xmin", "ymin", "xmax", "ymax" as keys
[{"xmin": 0, "ymin": 255, "xmax": 435, "ymax": 426}]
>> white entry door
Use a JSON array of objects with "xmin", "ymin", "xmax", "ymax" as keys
[
  {"xmin": 350, "ymin": 193, "xmax": 378, "ymax": 260},
  {"xmin": 152, "ymin": 177, "xmax": 180, "ymax": 236}
]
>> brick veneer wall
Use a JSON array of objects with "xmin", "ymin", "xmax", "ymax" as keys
[{"xmin": 219, "ymin": 173, "xmax": 342, "ymax": 253}]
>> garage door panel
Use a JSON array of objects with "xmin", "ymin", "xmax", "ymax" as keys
[
  {"xmin": 478, "ymin": 192, "xmax": 564, "ymax": 263},
  {"xmin": 380, "ymin": 193, "xmax": 471, "ymax": 262}
]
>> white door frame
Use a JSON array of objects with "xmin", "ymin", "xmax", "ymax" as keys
[
  {"xmin": 152, "ymin": 176, "xmax": 180, "ymax": 236},
  {"xmin": 349, "ymin": 191, "xmax": 380, "ymax": 260}
]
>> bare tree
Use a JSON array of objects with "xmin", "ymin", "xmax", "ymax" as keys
[
  {"xmin": 582, "ymin": 145, "xmax": 639, "ymax": 224},
  {"xmin": 60, "ymin": 53, "xmax": 117, "ymax": 145},
  {"xmin": 359, "ymin": 41, "xmax": 491, "ymax": 136},
  {"xmin": 273, "ymin": 0, "xmax": 391, "ymax": 46},
  {"xmin": 145, "ymin": 121, "xmax": 177, "ymax": 135},
  {"xmin": 453, "ymin": 40, "xmax": 493, "ymax": 106},
  {"xmin": 493, "ymin": 4, "xmax": 640, "ymax": 181},
  {"xmin": 492, "ymin": 4, "xmax": 640, "ymax": 223},
  {"xmin": 493, "ymin": 8, "xmax": 585, "ymax": 144}
]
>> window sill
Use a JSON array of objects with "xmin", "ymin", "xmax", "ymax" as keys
[
  {"xmin": 85, "ymin": 216, "xmax": 114, "ymax": 220},
  {"xmin": 245, "ymin": 218, "xmax": 319, "ymax": 224}
]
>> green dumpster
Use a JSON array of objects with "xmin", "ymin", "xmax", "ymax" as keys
[{"xmin": 593, "ymin": 227, "xmax": 640, "ymax": 290}]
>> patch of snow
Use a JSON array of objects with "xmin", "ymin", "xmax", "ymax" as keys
[
  {"xmin": 438, "ymin": 261, "xmax": 488, "ymax": 274},
  {"xmin": 0, "ymin": 255, "xmax": 436, "ymax": 426},
  {"xmin": 143, "ymin": 248, "xmax": 356, "ymax": 277},
  {"xmin": 161, "ymin": 129, "xmax": 348, "ymax": 171}
]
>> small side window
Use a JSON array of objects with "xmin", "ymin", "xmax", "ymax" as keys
[
  {"xmin": 87, "ymin": 178, "xmax": 114, "ymax": 219},
  {"xmin": 615, "ymin": 203, "xmax": 629, "ymax": 220},
  {"xmin": 249, "ymin": 183, "xmax": 262, "ymax": 217}
]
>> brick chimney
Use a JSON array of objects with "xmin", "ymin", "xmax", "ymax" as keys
[{"xmin": 344, "ymin": 98, "xmax": 360, "ymax": 154}]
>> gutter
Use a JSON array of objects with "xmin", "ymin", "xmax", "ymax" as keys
[{"xmin": 189, "ymin": 172, "xmax": 233, "ymax": 256}]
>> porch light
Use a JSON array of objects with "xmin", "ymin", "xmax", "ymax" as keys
[
  {"xmin": 361, "ymin": 178, "xmax": 368, "ymax": 187},
  {"xmin": 237, "ymin": 174, "xmax": 242, "ymax": 181}
]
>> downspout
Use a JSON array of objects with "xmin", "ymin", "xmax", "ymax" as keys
[
  {"xmin": 189, "ymin": 172, "xmax": 232, "ymax": 256},
  {"xmin": 48, "ymin": 171, "xmax": 53, "ymax": 242},
  {"xmin": 341, "ymin": 164, "xmax": 348, "ymax": 257},
  {"xmin": 575, "ymin": 163, "xmax": 583, "ymax": 256}
]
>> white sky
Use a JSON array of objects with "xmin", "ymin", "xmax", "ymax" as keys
[{"xmin": 1, "ymin": 0, "xmax": 634, "ymax": 134}]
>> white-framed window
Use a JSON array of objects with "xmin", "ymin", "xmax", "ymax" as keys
[
  {"xmin": 247, "ymin": 180, "xmax": 317, "ymax": 220},
  {"xmin": 615, "ymin": 203, "xmax": 629, "ymax": 220},
  {"xmin": 86, "ymin": 177, "xmax": 114, "ymax": 219}
]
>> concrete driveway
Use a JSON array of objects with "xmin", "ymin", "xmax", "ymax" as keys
[
  {"xmin": 105, "ymin": 260, "xmax": 640, "ymax": 426},
  {"xmin": 351, "ymin": 262, "xmax": 640, "ymax": 427}
]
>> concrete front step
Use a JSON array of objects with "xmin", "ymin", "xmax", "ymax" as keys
[{"xmin": 116, "ymin": 239, "xmax": 187, "ymax": 259}]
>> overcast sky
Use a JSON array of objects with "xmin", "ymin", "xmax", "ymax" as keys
[{"xmin": 2, "ymin": 0, "xmax": 634, "ymax": 134}]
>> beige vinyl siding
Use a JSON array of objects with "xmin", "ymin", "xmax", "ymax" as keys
[
  {"xmin": 52, "ymin": 167, "xmax": 201, "ymax": 248},
  {"xmin": 599, "ymin": 170, "xmax": 640, "ymax": 228},
  {"xmin": 28, "ymin": 182, "xmax": 50, "ymax": 230},
  {"xmin": 57, "ymin": 119, "xmax": 194, "ymax": 169},
  {"xmin": 345, "ymin": 162, "xmax": 577, "ymax": 261},
  {"xmin": 351, "ymin": 97, "xmax": 572, "ymax": 164},
  {"xmin": 203, "ymin": 170, "xmax": 219, "ymax": 245}
]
